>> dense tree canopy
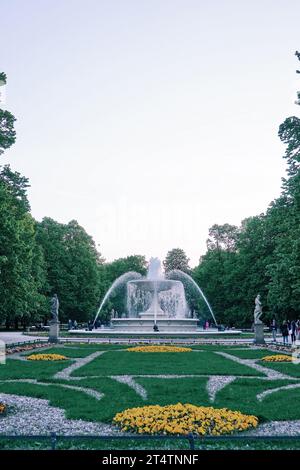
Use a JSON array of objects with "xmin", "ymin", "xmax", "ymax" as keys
[
  {"xmin": 163, "ymin": 248, "xmax": 190, "ymax": 273},
  {"xmin": 36, "ymin": 218, "xmax": 101, "ymax": 323},
  {"xmin": 0, "ymin": 166, "xmax": 47, "ymax": 328}
]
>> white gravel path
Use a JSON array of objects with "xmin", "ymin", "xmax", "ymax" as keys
[
  {"xmin": 53, "ymin": 351, "xmax": 105, "ymax": 380},
  {"xmin": 257, "ymin": 383, "xmax": 300, "ymax": 402},
  {"xmin": 206, "ymin": 376, "xmax": 236, "ymax": 402},
  {"xmin": 215, "ymin": 351, "xmax": 293, "ymax": 379},
  {"xmin": 0, "ymin": 393, "xmax": 119, "ymax": 435},
  {"xmin": 0, "ymin": 379, "xmax": 104, "ymax": 401},
  {"xmin": 246, "ymin": 420, "xmax": 300, "ymax": 436},
  {"xmin": 110, "ymin": 376, "xmax": 148, "ymax": 399}
]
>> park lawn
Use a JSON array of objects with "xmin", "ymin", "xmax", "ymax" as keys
[
  {"xmin": 0, "ymin": 435, "xmax": 191, "ymax": 450},
  {"xmin": 136, "ymin": 376, "xmax": 210, "ymax": 405},
  {"xmin": 1, "ymin": 351, "xmax": 300, "ymax": 429},
  {"xmin": 223, "ymin": 349, "xmax": 272, "ymax": 359},
  {"xmin": 258, "ymin": 361, "xmax": 300, "ymax": 378},
  {"xmin": 1, "ymin": 373, "xmax": 299, "ymax": 424},
  {"xmin": 72, "ymin": 350, "xmax": 264, "ymax": 377},
  {"xmin": 0, "ymin": 377, "xmax": 147, "ymax": 423},
  {"xmin": 0, "ymin": 380, "xmax": 107, "ymax": 422},
  {"xmin": 214, "ymin": 377, "xmax": 300, "ymax": 421},
  {"xmin": 0, "ymin": 358, "xmax": 72, "ymax": 380},
  {"xmin": 2, "ymin": 435, "xmax": 300, "ymax": 450}
]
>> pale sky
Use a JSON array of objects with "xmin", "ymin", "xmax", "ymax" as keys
[{"xmin": 1, "ymin": 0, "xmax": 299, "ymax": 266}]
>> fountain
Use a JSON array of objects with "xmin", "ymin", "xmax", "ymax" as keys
[{"xmin": 92, "ymin": 257, "xmax": 216, "ymax": 333}]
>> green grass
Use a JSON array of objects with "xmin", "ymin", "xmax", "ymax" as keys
[
  {"xmin": 72, "ymin": 350, "xmax": 264, "ymax": 377},
  {"xmin": 1, "ymin": 344, "xmax": 300, "ymax": 450},
  {"xmin": 223, "ymin": 349, "xmax": 272, "ymax": 359},
  {"xmin": 2, "ymin": 436, "xmax": 300, "ymax": 450},
  {"xmin": 0, "ymin": 359, "xmax": 73, "ymax": 380},
  {"xmin": 136, "ymin": 376, "xmax": 210, "ymax": 405},
  {"xmin": 214, "ymin": 377, "xmax": 300, "ymax": 421},
  {"xmin": 259, "ymin": 361, "xmax": 300, "ymax": 378},
  {"xmin": 4, "ymin": 374, "xmax": 296, "ymax": 424},
  {"xmin": 0, "ymin": 436, "xmax": 191, "ymax": 450}
]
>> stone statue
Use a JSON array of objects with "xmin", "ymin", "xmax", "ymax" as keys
[
  {"xmin": 50, "ymin": 294, "xmax": 59, "ymax": 322},
  {"xmin": 254, "ymin": 294, "xmax": 263, "ymax": 324}
]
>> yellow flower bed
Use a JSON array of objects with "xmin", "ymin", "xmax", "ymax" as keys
[
  {"xmin": 26, "ymin": 353, "xmax": 68, "ymax": 361},
  {"xmin": 113, "ymin": 403, "xmax": 258, "ymax": 435},
  {"xmin": 127, "ymin": 345, "xmax": 192, "ymax": 353},
  {"xmin": 0, "ymin": 403, "xmax": 6, "ymax": 414},
  {"xmin": 261, "ymin": 355, "xmax": 292, "ymax": 362}
]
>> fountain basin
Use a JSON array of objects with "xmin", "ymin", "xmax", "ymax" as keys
[{"xmin": 111, "ymin": 317, "xmax": 199, "ymax": 332}]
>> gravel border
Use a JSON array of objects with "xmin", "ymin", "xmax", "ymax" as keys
[
  {"xmin": 0, "ymin": 393, "xmax": 120, "ymax": 435},
  {"xmin": 257, "ymin": 383, "xmax": 300, "ymax": 402},
  {"xmin": 215, "ymin": 351, "xmax": 293, "ymax": 379},
  {"xmin": 206, "ymin": 376, "xmax": 236, "ymax": 402},
  {"xmin": 246, "ymin": 419, "xmax": 300, "ymax": 436},
  {"xmin": 0, "ymin": 379, "xmax": 103, "ymax": 401},
  {"xmin": 110, "ymin": 376, "xmax": 147, "ymax": 399}
]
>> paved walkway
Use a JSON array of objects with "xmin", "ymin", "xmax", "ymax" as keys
[{"xmin": 0, "ymin": 332, "xmax": 45, "ymax": 345}]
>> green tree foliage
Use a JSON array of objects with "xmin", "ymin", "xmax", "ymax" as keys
[
  {"xmin": 266, "ymin": 51, "xmax": 300, "ymax": 319},
  {"xmin": 36, "ymin": 218, "xmax": 101, "ymax": 322},
  {"xmin": 0, "ymin": 73, "xmax": 16, "ymax": 155},
  {"xmin": 163, "ymin": 248, "xmax": 190, "ymax": 273},
  {"xmin": 0, "ymin": 166, "xmax": 47, "ymax": 328},
  {"xmin": 207, "ymin": 224, "xmax": 239, "ymax": 252},
  {"xmin": 0, "ymin": 73, "xmax": 6, "ymax": 84},
  {"xmin": 194, "ymin": 223, "xmax": 242, "ymax": 325}
]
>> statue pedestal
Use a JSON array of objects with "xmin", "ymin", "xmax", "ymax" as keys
[
  {"xmin": 49, "ymin": 321, "xmax": 60, "ymax": 343},
  {"xmin": 254, "ymin": 322, "xmax": 265, "ymax": 345}
]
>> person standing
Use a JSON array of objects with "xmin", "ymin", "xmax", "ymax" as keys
[
  {"xmin": 281, "ymin": 321, "xmax": 289, "ymax": 346},
  {"xmin": 271, "ymin": 316, "xmax": 277, "ymax": 342},
  {"xmin": 297, "ymin": 319, "xmax": 300, "ymax": 341},
  {"xmin": 291, "ymin": 320, "xmax": 297, "ymax": 344}
]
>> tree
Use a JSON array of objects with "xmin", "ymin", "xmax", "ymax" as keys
[
  {"xmin": 36, "ymin": 218, "xmax": 101, "ymax": 322},
  {"xmin": 0, "ymin": 73, "xmax": 6, "ymax": 85},
  {"xmin": 0, "ymin": 167, "xmax": 47, "ymax": 328},
  {"xmin": 206, "ymin": 224, "xmax": 239, "ymax": 252},
  {"xmin": 265, "ymin": 51, "xmax": 300, "ymax": 319},
  {"xmin": 0, "ymin": 73, "xmax": 16, "ymax": 155},
  {"xmin": 163, "ymin": 248, "xmax": 190, "ymax": 273}
]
